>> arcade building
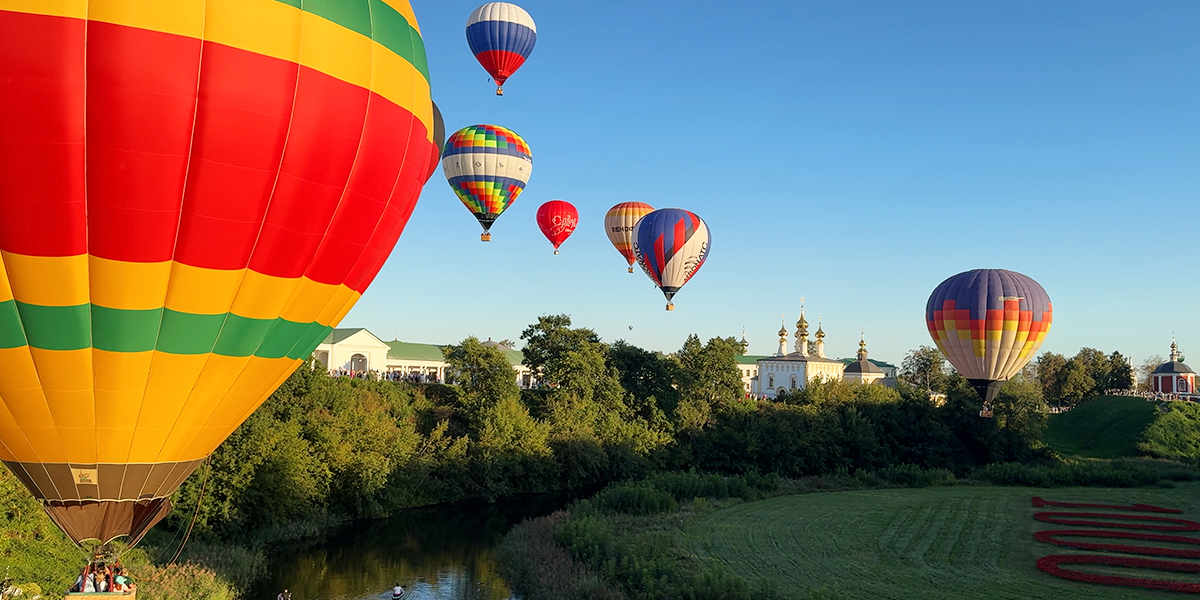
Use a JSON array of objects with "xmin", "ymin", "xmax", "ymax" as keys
[{"xmin": 1152, "ymin": 340, "xmax": 1196, "ymax": 396}]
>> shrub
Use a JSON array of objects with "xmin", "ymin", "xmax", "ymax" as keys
[
  {"xmin": 591, "ymin": 482, "xmax": 677, "ymax": 515},
  {"xmin": 875, "ymin": 464, "xmax": 956, "ymax": 488},
  {"xmin": 971, "ymin": 459, "xmax": 1200, "ymax": 488}
]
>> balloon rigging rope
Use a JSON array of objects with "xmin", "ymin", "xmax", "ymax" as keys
[{"xmin": 125, "ymin": 456, "xmax": 212, "ymax": 581}]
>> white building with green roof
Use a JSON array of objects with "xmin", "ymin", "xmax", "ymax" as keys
[{"xmin": 314, "ymin": 329, "xmax": 536, "ymax": 386}]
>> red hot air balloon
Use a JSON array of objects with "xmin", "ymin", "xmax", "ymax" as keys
[{"xmin": 536, "ymin": 200, "xmax": 578, "ymax": 254}]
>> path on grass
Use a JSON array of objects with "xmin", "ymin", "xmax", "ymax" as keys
[{"xmin": 685, "ymin": 485, "xmax": 1200, "ymax": 600}]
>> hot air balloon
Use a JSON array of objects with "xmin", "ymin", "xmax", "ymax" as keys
[
  {"xmin": 605, "ymin": 202, "xmax": 655, "ymax": 273},
  {"xmin": 925, "ymin": 269, "xmax": 1053, "ymax": 417},
  {"xmin": 442, "ymin": 124, "xmax": 533, "ymax": 241},
  {"xmin": 536, "ymin": 201, "xmax": 579, "ymax": 254},
  {"xmin": 632, "ymin": 209, "xmax": 711, "ymax": 311},
  {"xmin": 466, "ymin": 3, "xmax": 536, "ymax": 96},
  {"xmin": 426, "ymin": 102, "xmax": 447, "ymax": 183},
  {"xmin": 0, "ymin": 0, "xmax": 437, "ymax": 550}
]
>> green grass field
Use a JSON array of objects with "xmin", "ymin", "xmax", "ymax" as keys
[
  {"xmin": 685, "ymin": 484, "xmax": 1200, "ymax": 600},
  {"xmin": 1044, "ymin": 396, "xmax": 1160, "ymax": 458}
]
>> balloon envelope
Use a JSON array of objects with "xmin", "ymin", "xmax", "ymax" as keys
[
  {"xmin": 0, "ymin": 0, "xmax": 436, "ymax": 545},
  {"xmin": 632, "ymin": 209, "xmax": 711, "ymax": 310},
  {"xmin": 466, "ymin": 3, "xmax": 536, "ymax": 95},
  {"xmin": 925, "ymin": 269, "xmax": 1053, "ymax": 404},
  {"xmin": 442, "ymin": 124, "xmax": 533, "ymax": 241},
  {"xmin": 605, "ymin": 202, "xmax": 654, "ymax": 272},
  {"xmin": 536, "ymin": 200, "xmax": 578, "ymax": 253},
  {"xmin": 426, "ymin": 101, "xmax": 447, "ymax": 183}
]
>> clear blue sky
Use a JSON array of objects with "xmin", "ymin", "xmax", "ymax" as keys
[{"xmin": 343, "ymin": 0, "xmax": 1199, "ymax": 369}]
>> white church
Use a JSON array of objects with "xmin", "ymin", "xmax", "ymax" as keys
[{"xmin": 746, "ymin": 304, "xmax": 896, "ymax": 397}]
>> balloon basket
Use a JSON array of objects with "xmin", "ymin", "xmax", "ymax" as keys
[
  {"xmin": 496, "ymin": 86, "xmax": 504, "ymax": 96},
  {"xmin": 481, "ymin": 232, "xmax": 492, "ymax": 242},
  {"xmin": 553, "ymin": 249, "xmax": 559, "ymax": 255},
  {"xmin": 628, "ymin": 267, "xmax": 634, "ymax": 273},
  {"xmin": 979, "ymin": 404, "xmax": 994, "ymax": 419},
  {"xmin": 666, "ymin": 303, "xmax": 675, "ymax": 311}
]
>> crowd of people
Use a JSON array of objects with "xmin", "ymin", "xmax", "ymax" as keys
[
  {"xmin": 1106, "ymin": 389, "xmax": 1198, "ymax": 403},
  {"xmin": 69, "ymin": 563, "xmax": 133, "ymax": 595},
  {"xmin": 328, "ymin": 368, "xmax": 442, "ymax": 384}
]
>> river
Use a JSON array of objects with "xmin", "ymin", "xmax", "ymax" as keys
[{"xmin": 249, "ymin": 491, "xmax": 584, "ymax": 600}]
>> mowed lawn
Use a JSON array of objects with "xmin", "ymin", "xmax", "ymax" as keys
[{"xmin": 685, "ymin": 484, "xmax": 1200, "ymax": 600}]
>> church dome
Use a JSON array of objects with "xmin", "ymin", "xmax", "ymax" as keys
[
  {"xmin": 1154, "ymin": 361, "xmax": 1195, "ymax": 375},
  {"xmin": 844, "ymin": 359, "xmax": 883, "ymax": 375}
]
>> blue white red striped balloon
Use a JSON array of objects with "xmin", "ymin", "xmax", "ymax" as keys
[
  {"xmin": 632, "ymin": 209, "xmax": 711, "ymax": 311},
  {"xmin": 466, "ymin": 3, "xmax": 536, "ymax": 96}
]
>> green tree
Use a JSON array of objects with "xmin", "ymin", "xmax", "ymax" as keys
[
  {"xmin": 519, "ymin": 314, "xmax": 601, "ymax": 379},
  {"xmin": 674, "ymin": 335, "xmax": 745, "ymax": 408},
  {"xmin": 991, "ymin": 375, "xmax": 1047, "ymax": 440},
  {"xmin": 1058, "ymin": 360, "xmax": 1095, "ymax": 408},
  {"xmin": 443, "ymin": 337, "xmax": 522, "ymax": 429},
  {"xmin": 1035, "ymin": 352, "xmax": 1067, "ymax": 405},
  {"xmin": 1073, "ymin": 347, "xmax": 1111, "ymax": 398},
  {"xmin": 899, "ymin": 346, "xmax": 949, "ymax": 393},
  {"xmin": 608, "ymin": 340, "xmax": 680, "ymax": 418},
  {"xmin": 1107, "ymin": 351, "xmax": 1135, "ymax": 390}
]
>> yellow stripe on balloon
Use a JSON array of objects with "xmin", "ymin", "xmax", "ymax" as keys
[
  {"xmin": 3, "ymin": 253, "xmax": 89, "ymax": 307},
  {"xmin": 87, "ymin": 0, "xmax": 205, "ymax": 39},
  {"xmin": 0, "ymin": 0, "xmax": 86, "ymax": 19},
  {"xmin": 163, "ymin": 263, "xmax": 245, "ymax": 315},
  {"xmin": 229, "ymin": 270, "xmax": 300, "ymax": 321},
  {"xmin": 279, "ymin": 277, "xmax": 342, "ymax": 324},
  {"xmin": 93, "ymin": 350, "xmax": 153, "ymax": 441},
  {"xmin": 0, "ymin": 255, "xmax": 11, "ymax": 304},
  {"xmin": 90, "ymin": 256, "xmax": 171, "ymax": 311},
  {"xmin": 301, "ymin": 10, "xmax": 373, "ymax": 94},
  {"xmin": 327, "ymin": 287, "xmax": 363, "ymax": 326},
  {"xmin": 204, "ymin": 0, "xmax": 302, "ymax": 63},
  {"xmin": 0, "ymin": 401, "xmax": 37, "ymax": 462}
]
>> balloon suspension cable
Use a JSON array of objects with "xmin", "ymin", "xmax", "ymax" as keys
[
  {"xmin": 129, "ymin": 456, "xmax": 212, "ymax": 580},
  {"xmin": 480, "ymin": 232, "xmax": 492, "ymax": 242}
]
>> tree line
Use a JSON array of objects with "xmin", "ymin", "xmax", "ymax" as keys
[
  {"xmin": 164, "ymin": 315, "xmax": 1049, "ymax": 541},
  {"xmin": 899, "ymin": 345, "xmax": 1139, "ymax": 409}
]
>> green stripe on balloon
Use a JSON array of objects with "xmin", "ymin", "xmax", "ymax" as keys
[
  {"xmin": 4, "ymin": 302, "xmax": 332, "ymax": 360},
  {"xmin": 0, "ymin": 300, "xmax": 28, "ymax": 349},
  {"xmin": 268, "ymin": 0, "xmax": 430, "ymax": 82}
]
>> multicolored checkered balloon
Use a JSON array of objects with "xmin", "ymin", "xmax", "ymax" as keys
[
  {"xmin": 441, "ymin": 124, "xmax": 532, "ymax": 241},
  {"xmin": 926, "ymin": 269, "xmax": 1053, "ymax": 410}
]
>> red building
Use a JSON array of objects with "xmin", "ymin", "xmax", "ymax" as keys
[{"xmin": 1152, "ymin": 340, "xmax": 1195, "ymax": 395}]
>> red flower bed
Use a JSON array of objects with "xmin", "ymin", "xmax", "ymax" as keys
[
  {"xmin": 1032, "ymin": 498, "xmax": 1200, "ymax": 592},
  {"xmin": 1035, "ymin": 529, "xmax": 1200, "ymax": 558},
  {"xmin": 1034, "ymin": 511, "xmax": 1200, "ymax": 532},
  {"xmin": 1037, "ymin": 554, "xmax": 1200, "ymax": 593},
  {"xmin": 1032, "ymin": 497, "xmax": 1182, "ymax": 514}
]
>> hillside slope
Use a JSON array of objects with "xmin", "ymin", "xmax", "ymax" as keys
[{"xmin": 1043, "ymin": 395, "xmax": 1159, "ymax": 458}]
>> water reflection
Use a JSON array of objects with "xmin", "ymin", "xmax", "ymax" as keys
[{"xmin": 253, "ymin": 492, "xmax": 585, "ymax": 600}]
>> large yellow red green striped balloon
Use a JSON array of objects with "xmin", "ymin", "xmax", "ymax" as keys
[{"xmin": 0, "ymin": 0, "xmax": 436, "ymax": 545}]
